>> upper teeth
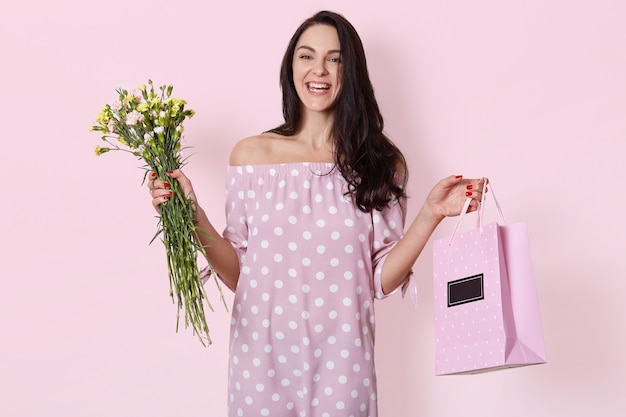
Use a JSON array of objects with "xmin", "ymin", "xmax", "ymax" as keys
[{"xmin": 308, "ymin": 82, "xmax": 329, "ymax": 89}]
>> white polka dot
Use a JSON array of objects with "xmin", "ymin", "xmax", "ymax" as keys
[
  {"xmin": 288, "ymin": 242, "xmax": 298, "ymax": 251},
  {"xmin": 274, "ymin": 306, "xmax": 283, "ymax": 314},
  {"xmin": 288, "ymin": 216, "xmax": 297, "ymax": 224},
  {"xmin": 261, "ymin": 240, "xmax": 269, "ymax": 248},
  {"xmin": 304, "ymin": 180, "xmax": 311, "ymax": 189},
  {"xmin": 315, "ymin": 298, "xmax": 324, "ymax": 307},
  {"xmin": 256, "ymin": 383, "xmax": 265, "ymax": 392},
  {"xmin": 316, "ymin": 271, "xmax": 325, "ymax": 280},
  {"xmin": 302, "ymin": 284, "xmax": 310, "ymax": 293},
  {"xmin": 329, "ymin": 206, "xmax": 338, "ymax": 214},
  {"xmin": 316, "ymin": 219, "xmax": 326, "ymax": 228},
  {"xmin": 291, "ymin": 169, "xmax": 299, "ymax": 176},
  {"xmin": 317, "ymin": 245, "xmax": 326, "ymax": 254},
  {"xmin": 274, "ymin": 227, "xmax": 283, "ymax": 236},
  {"xmin": 302, "ymin": 258, "xmax": 311, "ymax": 266},
  {"xmin": 260, "ymin": 409, "xmax": 269, "ymax": 416},
  {"xmin": 330, "ymin": 258, "xmax": 339, "ymax": 267},
  {"xmin": 289, "ymin": 294, "xmax": 298, "ymax": 304},
  {"xmin": 303, "ymin": 205, "xmax": 312, "ymax": 214},
  {"xmin": 303, "ymin": 231, "xmax": 312, "ymax": 240},
  {"xmin": 329, "ymin": 284, "xmax": 338, "ymax": 293},
  {"xmin": 247, "ymin": 190, "xmax": 256, "ymax": 198},
  {"xmin": 315, "ymin": 194, "xmax": 323, "ymax": 203},
  {"xmin": 288, "ymin": 268, "xmax": 297, "ymax": 277},
  {"xmin": 278, "ymin": 180, "xmax": 286, "ymax": 188},
  {"xmin": 328, "ymin": 336, "xmax": 337, "ymax": 344},
  {"xmin": 343, "ymin": 298, "xmax": 352, "ymax": 306},
  {"xmin": 265, "ymin": 192, "xmax": 273, "ymax": 200},
  {"xmin": 275, "ymin": 202, "xmax": 284, "ymax": 210},
  {"xmin": 290, "ymin": 191, "xmax": 299, "ymax": 199},
  {"xmin": 345, "ymin": 244, "xmax": 354, "ymax": 253},
  {"xmin": 336, "ymin": 401, "xmax": 345, "ymax": 410},
  {"xmin": 331, "ymin": 231, "xmax": 340, "ymax": 240},
  {"xmin": 345, "ymin": 219, "xmax": 354, "ymax": 227},
  {"xmin": 274, "ymin": 253, "xmax": 283, "ymax": 262}
]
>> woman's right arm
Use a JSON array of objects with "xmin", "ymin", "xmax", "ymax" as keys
[{"xmin": 149, "ymin": 170, "xmax": 240, "ymax": 291}]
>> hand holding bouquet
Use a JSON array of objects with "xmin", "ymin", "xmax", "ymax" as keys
[{"xmin": 90, "ymin": 80, "xmax": 225, "ymax": 346}]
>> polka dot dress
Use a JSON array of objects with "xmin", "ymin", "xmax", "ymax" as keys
[{"xmin": 221, "ymin": 162, "xmax": 414, "ymax": 417}]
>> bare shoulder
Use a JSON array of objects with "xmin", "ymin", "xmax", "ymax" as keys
[{"xmin": 229, "ymin": 132, "xmax": 282, "ymax": 165}]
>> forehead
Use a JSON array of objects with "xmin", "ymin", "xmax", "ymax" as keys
[{"xmin": 296, "ymin": 24, "xmax": 340, "ymax": 50}]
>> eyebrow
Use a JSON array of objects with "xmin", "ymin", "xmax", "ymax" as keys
[{"xmin": 296, "ymin": 45, "xmax": 341, "ymax": 54}]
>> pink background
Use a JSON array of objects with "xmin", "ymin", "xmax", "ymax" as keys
[{"xmin": 1, "ymin": 0, "xmax": 624, "ymax": 416}]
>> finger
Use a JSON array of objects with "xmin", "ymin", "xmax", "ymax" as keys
[{"xmin": 151, "ymin": 190, "xmax": 174, "ymax": 210}]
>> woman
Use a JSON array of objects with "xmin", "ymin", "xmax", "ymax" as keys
[{"xmin": 150, "ymin": 10, "xmax": 484, "ymax": 417}]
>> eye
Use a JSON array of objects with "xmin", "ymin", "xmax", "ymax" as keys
[
  {"xmin": 328, "ymin": 56, "xmax": 342, "ymax": 64},
  {"xmin": 299, "ymin": 54, "xmax": 313, "ymax": 60}
]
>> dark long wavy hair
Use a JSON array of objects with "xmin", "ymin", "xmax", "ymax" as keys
[{"xmin": 268, "ymin": 10, "xmax": 408, "ymax": 212}]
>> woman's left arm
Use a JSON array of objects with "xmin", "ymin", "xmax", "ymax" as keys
[{"xmin": 380, "ymin": 175, "xmax": 485, "ymax": 294}]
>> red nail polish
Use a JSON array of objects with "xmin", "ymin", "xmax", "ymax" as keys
[
  {"xmin": 167, "ymin": 170, "xmax": 174, "ymax": 174},
  {"xmin": 465, "ymin": 192, "xmax": 473, "ymax": 197},
  {"xmin": 466, "ymin": 184, "xmax": 473, "ymax": 190},
  {"xmin": 150, "ymin": 172, "xmax": 157, "ymax": 178},
  {"xmin": 164, "ymin": 195, "xmax": 170, "ymax": 201},
  {"xmin": 164, "ymin": 182, "xmax": 171, "ymax": 188},
  {"xmin": 456, "ymin": 175, "xmax": 463, "ymax": 179}
]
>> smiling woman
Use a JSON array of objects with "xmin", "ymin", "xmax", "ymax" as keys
[{"xmin": 147, "ymin": 9, "xmax": 485, "ymax": 417}]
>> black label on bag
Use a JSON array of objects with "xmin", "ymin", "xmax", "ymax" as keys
[{"xmin": 448, "ymin": 274, "xmax": 484, "ymax": 307}]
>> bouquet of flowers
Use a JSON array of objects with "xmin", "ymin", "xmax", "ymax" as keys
[{"xmin": 90, "ymin": 80, "xmax": 225, "ymax": 346}]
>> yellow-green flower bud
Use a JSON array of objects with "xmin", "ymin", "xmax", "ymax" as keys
[{"xmin": 95, "ymin": 146, "xmax": 110, "ymax": 155}]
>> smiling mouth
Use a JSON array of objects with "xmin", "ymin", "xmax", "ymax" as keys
[{"xmin": 307, "ymin": 82, "xmax": 331, "ymax": 93}]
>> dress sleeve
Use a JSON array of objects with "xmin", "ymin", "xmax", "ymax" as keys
[
  {"xmin": 371, "ymin": 196, "xmax": 418, "ymax": 305},
  {"xmin": 200, "ymin": 168, "xmax": 248, "ymax": 291}
]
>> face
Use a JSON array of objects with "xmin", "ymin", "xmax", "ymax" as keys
[{"xmin": 292, "ymin": 24, "xmax": 342, "ymax": 114}]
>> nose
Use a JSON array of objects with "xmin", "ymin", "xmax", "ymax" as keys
[{"xmin": 312, "ymin": 59, "xmax": 328, "ymax": 76}]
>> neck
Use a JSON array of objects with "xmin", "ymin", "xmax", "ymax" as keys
[{"xmin": 298, "ymin": 109, "xmax": 334, "ymax": 150}]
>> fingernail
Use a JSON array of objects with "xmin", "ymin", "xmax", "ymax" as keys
[
  {"xmin": 164, "ymin": 182, "xmax": 171, "ymax": 188},
  {"xmin": 167, "ymin": 170, "xmax": 174, "ymax": 174},
  {"xmin": 164, "ymin": 195, "xmax": 170, "ymax": 201},
  {"xmin": 466, "ymin": 185, "xmax": 473, "ymax": 190},
  {"xmin": 465, "ymin": 192, "xmax": 473, "ymax": 197},
  {"xmin": 455, "ymin": 175, "xmax": 463, "ymax": 179},
  {"xmin": 150, "ymin": 172, "xmax": 157, "ymax": 178}
]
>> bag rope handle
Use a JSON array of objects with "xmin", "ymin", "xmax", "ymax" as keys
[{"xmin": 447, "ymin": 178, "xmax": 506, "ymax": 246}]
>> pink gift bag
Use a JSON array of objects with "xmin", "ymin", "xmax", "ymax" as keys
[{"xmin": 432, "ymin": 180, "xmax": 547, "ymax": 375}]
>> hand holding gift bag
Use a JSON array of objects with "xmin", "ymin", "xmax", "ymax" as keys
[{"xmin": 432, "ymin": 179, "xmax": 547, "ymax": 375}]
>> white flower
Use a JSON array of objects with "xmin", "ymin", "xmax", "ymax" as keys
[
  {"xmin": 154, "ymin": 126, "xmax": 165, "ymax": 134},
  {"xmin": 126, "ymin": 110, "xmax": 144, "ymax": 126},
  {"xmin": 111, "ymin": 100, "xmax": 122, "ymax": 112}
]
